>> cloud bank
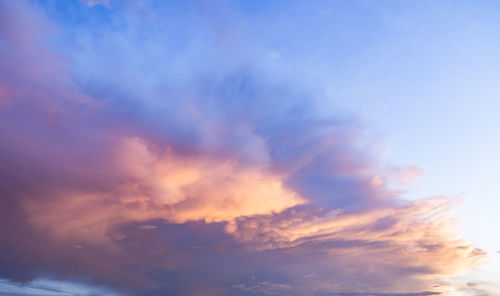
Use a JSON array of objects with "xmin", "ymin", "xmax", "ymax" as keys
[{"xmin": 0, "ymin": 1, "xmax": 484, "ymax": 295}]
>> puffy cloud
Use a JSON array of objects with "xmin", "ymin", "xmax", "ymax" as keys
[
  {"xmin": 24, "ymin": 136, "xmax": 305, "ymax": 245},
  {"xmin": 0, "ymin": 1, "xmax": 487, "ymax": 296}
]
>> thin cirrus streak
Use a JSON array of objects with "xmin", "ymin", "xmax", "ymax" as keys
[{"xmin": 0, "ymin": 1, "xmax": 486, "ymax": 296}]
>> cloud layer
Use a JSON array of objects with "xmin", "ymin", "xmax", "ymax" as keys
[{"xmin": 0, "ymin": 1, "xmax": 485, "ymax": 295}]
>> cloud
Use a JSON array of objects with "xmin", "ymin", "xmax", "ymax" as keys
[
  {"xmin": 233, "ymin": 281, "xmax": 291, "ymax": 295},
  {"xmin": 80, "ymin": 0, "xmax": 110, "ymax": 7},
  {"xmin": 23, "ymin": 136, "xmax": 305, "ymax": 245},
  {"xmin": 0, "ymin": 1, "xmax": 487, "ymax": 296},
  {"xmin": 321, "ymin": 293, "xmax": 440, "ymax": 296},
  {"xmin": 137, "ymin": 225, "xmax": 157, "ymax": 230},
  {"xmin": 0, "ymin": 278, "xmax": 123, "ymax": 296},
  {"xmin": 453, "ymin": 281, "xmax": 500, "ymax": 296}
]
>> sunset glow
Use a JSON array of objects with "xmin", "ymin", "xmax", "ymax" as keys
[{"xmin": 1, "ymin": 1, "xmax": 499, "ymax": 295}]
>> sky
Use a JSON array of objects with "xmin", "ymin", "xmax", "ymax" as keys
[{"xmin": 0, "ymin": 0, "xmax": 499, "ymax": 295}]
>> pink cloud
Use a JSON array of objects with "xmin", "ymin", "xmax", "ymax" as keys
[{"xmin": 0, "ymin": 1, "xmax": 487, "ymax": 296}]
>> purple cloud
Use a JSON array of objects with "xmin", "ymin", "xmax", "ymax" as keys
[{"xmin": 0, "ymin": 1, "xmax": 485, "ymax": 296}]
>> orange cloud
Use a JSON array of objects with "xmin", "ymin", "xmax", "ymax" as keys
[
  {"xmin": 20, "ymin": 137, "xmax": 484, "ymax": 295},
  {"xmin": 228, "ymin": 197, "xmax": 484, "ymax": 295},
  {"xmin": 24, "ymin": 137, "xmax": 305, "ymax": 244}
]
